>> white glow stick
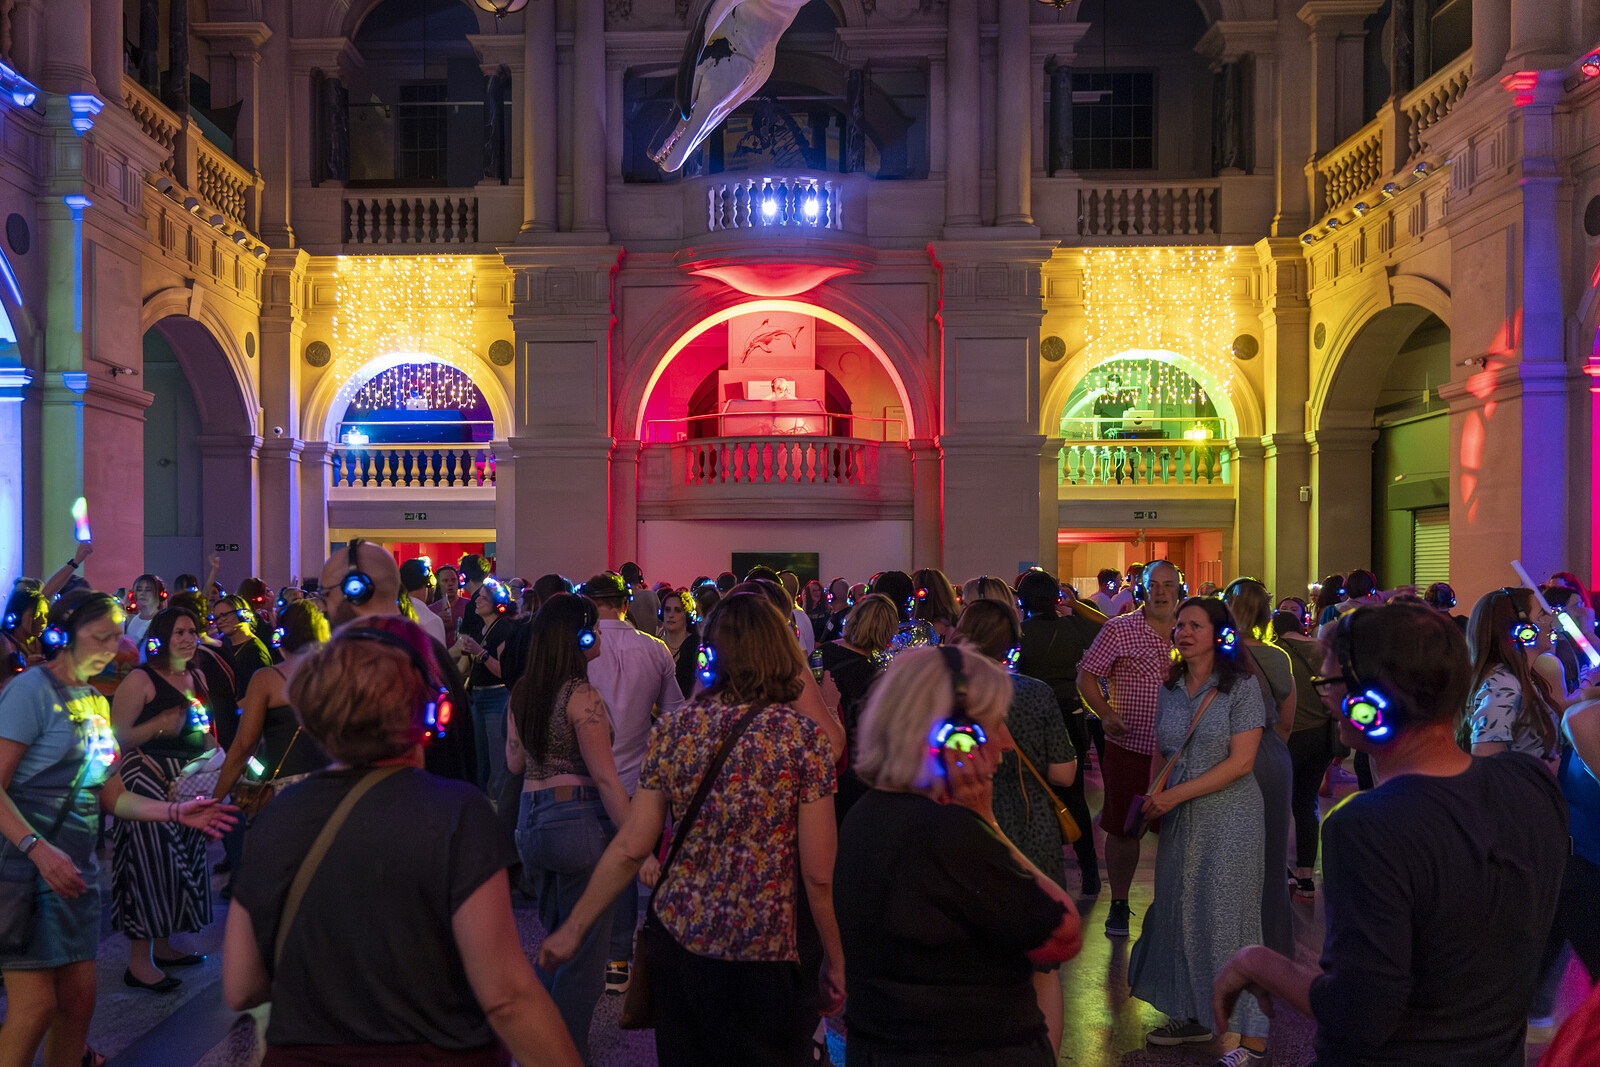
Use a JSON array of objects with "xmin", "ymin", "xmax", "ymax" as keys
[{"xmin": 1512, "ymin": 559, "xmax": 1600, "ymax": 670}]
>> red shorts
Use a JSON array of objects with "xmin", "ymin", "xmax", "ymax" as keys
[{"xmin": 1098, "ymin": 740, "xmax": 1157, "ymax": 840}]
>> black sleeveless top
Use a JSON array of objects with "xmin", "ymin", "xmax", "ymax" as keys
[
  {"xmin": 257, "ymin": 669, "xmax": 329, "ymax": 779},
  {"xmin": 133, "ymin": 665, "xmax": 213, "ymax": 760}
]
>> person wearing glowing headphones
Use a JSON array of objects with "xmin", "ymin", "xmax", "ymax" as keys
[
  {"xmin": 1, "ymin": 590, "xmax": 49, "ymax": 691},
  {"xmin": 1462, "ymin": 588, "xmax": 1562, "ymax": 768},
  {"xmin": 1213, "ymin": 602, "xmax": 1568, "ymax": 1067}
]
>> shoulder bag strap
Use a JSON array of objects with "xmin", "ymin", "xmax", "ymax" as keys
[
  {"xmin": 1148, "ymin": 687, "xmax": 1221, "ymax": 795},
  {"xmin": 656, "ymin": 702, "xmax": 765, "ymax": 886},
  {"xmin": 273, "ymin": 764, "xmax": 405, "ymax": 970},
  {"xmin": 1012, "ymin": 741, "xmax": 1055, "ymax": 800}
]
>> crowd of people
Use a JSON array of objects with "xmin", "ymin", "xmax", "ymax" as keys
[{"xmin": 0, "ymin": 544, "xmax": 1596, "ymax": 1067}]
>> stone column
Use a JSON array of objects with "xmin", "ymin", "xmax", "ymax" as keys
[
  {"xmin": 258, "ymin": 439, "xmax": 302, "ymax": 586},
  {"xmin": 1470, "ymin": 0, "xmax": 1511, "ymax": 84},
  {"xmin": 995, "ymin": 0, "xmax": 1032, "ymax": 228},
  {"xmin": 1258, "ymin": 238, "xmax": 1312, "ymax": 595},
  {"xmin": 606, "ymin": 62, "xmax": 626, "ymax": 185},
  {"xmin": 299, "ymin": 442, "xmax": 333, "ymax": 576},
  {"xmin": 909, "ymin": 438, "xmax": 943, "ymax": 566},
  {"xmin": 139, "ymin": 0, "xmax": 159, "ymax": 89},
  {"xmin": 944, "ymin": 0, "xmax": 981, "ymax": 231},
  {"xmin": 522, "ymin": 0, "xmax": 558, "ymax": 234},
  {"xmin": 37, "ymin": 185, "xmax": 86, "ymax": 570},
  {"xmin": 257, "ymin": 0, "xmax": 295, "ymax": 245},
  {"xmin": 90, "ymin": 0, "xmax": 122, "ymax": 99},
  {"xmin": 1506, "ymin": 0, "xmax": 1567, "ymax": 72},
  {"xmin": 197, "ymin": 434, "xmax": 262, "ymax": 585},
  {"xmin": 1308, "ymin": 427, "xmax": 1376, "ymax": 578},
  {"xmin": 927, "ymin": 53, "xmax": 947, "ymax": 178},
  {"xmin": 1231, "ymin": 439, "xmax": 1267, "ymax": 580},
  {"xmin": 37, "ymin": 0, "xmax": 93, "ymax": 94},
  {"xmin": 167, "ymin": 0, "xmax": 188, "ymax": 115},
  {"xmin": 499, "ymin": 247, "xmax": 622, "ymax": 577},
  {"xmin": 928, "ymin": 241, "xmax": 1058, "ymax": 576},
  {"xmin": 571, "ymin": 0, "xmax": 608, "ymax": 234},
  {"xmin": 1388, "ymin": 0, "xmax": 1414, "ymax": 94},
  {"xmin": 610, "ymin": 440, "xmax": 640, "ymax": 568},
  {"xmin": 0, "ymin": 362, "xmax": 30, "ymax": 591}
]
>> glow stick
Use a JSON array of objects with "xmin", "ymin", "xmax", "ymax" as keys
[
  {"xmin": 1512, "ymin": 559, "xmax": 1600, "ymax": 670},
  {"xmin": 70, "ymin": 497, "xmax": 90, "ymax": 542}
]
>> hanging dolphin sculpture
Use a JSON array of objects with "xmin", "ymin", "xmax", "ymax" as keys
[{"xmin": 653, "ymin": 0, "xmax": 810, "ymax": 173}]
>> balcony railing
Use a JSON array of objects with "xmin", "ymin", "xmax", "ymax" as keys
[
  {"xmin": 1059, "ymin": 441, "xmax": 1231, "ymax": 487},
  {"xmin": 1316, "ymin": 126, "xmax": 1384, "ymax": 215},
  {"xmin": 1076, "ymin": 181, "xmax": 1221, "ymax": 237},
  {"xmin": 638, "ymin": 436, "xmax": 913, "ymax": 520},
  {"xmin": 330, "ymin": 445, "xmax": 495, "ymax": 489},
  {"xmin": 683, "ymin": 436, "xmax": 869, "ymax": 486},
  {"xmin": 708, "ymin": 176, "xmax": 843, "ymax": 232},
  {"xmin": 343, "ymin": 193, "xmax": 480, "ymax": 244},
  {"xmin": 123, "ymin": 75, "xmax": 261, "ymax": 236},
  {"xmin": 1058, "ymin": 415, "xmax": 1230, "ymax": 441},
  {"xmin": 1400, "ymin": 55, "xmax": 1473, "ymax": 163}
]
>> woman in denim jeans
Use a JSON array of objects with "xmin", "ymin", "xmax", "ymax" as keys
[{"xmin": 506, "ymin": 594, "xmax": 633, "ymax": 1063}]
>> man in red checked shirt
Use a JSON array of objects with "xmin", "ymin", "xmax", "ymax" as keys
[{"xmin": 1075, "ymin": 560, "xmax": 1183, "ymax": 938}]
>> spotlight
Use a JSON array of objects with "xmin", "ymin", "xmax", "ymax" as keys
[
  {"xmin": 1382, "ymin": 182, "xmax": 1397, "ymax": 196},
  {"xmin": 1352, "ymin": 202, "xmax": 1369, "ymax": 215},
  {"xmin": 183, "ymin": 196, "xmax": 202, "ymax": 213},
  {"xmin": 153, "ymin": 176, "xmax": 174, "ymax": 194},
  {"xmin": 208, "ymin": 212, "xmax": 226, "ymax": 228},
  {"xmin": 761, "ymin": 196, "xmax": 778, "ymax": 220},
  {"xmin": 1300, "ymin": 234, "xmax": 1315, "ymax": 245},
  {"xmin": 1583, "ymin": 54, "xmax": 1600, "ymax": 78},
  {"xmin": 1413, "ymin": 161, "xmax": 1428, "ymax": 176},
  {"xmin": 10, "ymin": 89, "xmax": 34, "ymax": 107},
  {"xmin": 232, "ymin": 231, "xmax": 249, "ymax": 245},
  {"xmin": 1326, "ymin": 218, "xmax": 1341, "ymax": 229}
]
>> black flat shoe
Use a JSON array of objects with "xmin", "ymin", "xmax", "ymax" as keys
[
  {"xmin": 153, "ymin": 952, "xmax": 206, "ymax": 967},
  {"xmin": 123, "ymin": 968, "xmax": 180, "ymax": 993}
]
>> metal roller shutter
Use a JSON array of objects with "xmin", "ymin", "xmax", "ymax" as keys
[{"xmin": 1412, "ymin": 507, "xmax": 1450, "ymax": 585}]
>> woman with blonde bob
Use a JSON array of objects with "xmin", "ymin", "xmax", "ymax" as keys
[
  {"xmin": 223, "ymin": 618, "xmax": 582, "ymax": 1067},
  {"xmin": 834, "ymin": 645, "xmax": 1082, "ymax": 1066},
  {"xmin": 539, "ymin": 593, "xmax": 845, "ymax": 1065}
]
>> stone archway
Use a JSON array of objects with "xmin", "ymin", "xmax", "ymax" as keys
[
  {"xmin": 303, "ymin": 350, "xmax": 515, "ymax": 445},
  {"xmin": 1310, "ymin": 295, "xmax": 1451, "ymax": 583}
]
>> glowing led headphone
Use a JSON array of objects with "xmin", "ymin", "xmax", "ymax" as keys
[
  {"xmin": 1217, "ymin": 624, "xmax": 1238, "ymax": 654},
  {"xmin": 341, "ymin": 626, "xmax": 454, "ymax": 741},
  {"xmin": 144, "ymin": 635, "xmax": 163, "ymax": 658},
  {"xmin": 484, "ymin": 580, "xmax": 512, "ymax": 615},
  {"xmin": 696, "ymin": 644, "xmax": 718, "ymax": 688},
  {"xmin": 2, "ymin": 613, "xmax": 14, "ymax": 630},
  {"xmin": 576, "ymin": 598, "xmax": 598, "ymax": 650},
  {"xmin": 1505, "ymin": 588, "xmax": 1539, "ymax": 649},
  {"xmin": 1335, "ymin": 612, "xmax": 1397, "ymax": 742},
  {"xmin": 1004, "ymin": 645, "xmax": 1021, "ymax": 672},
  {"xmin": 271, "ymin": 626, "xmax": 285, "ymax": 648},
  {"xmin": 929, "ymin": 645, "xmax": 986, "ymax": 772},
  {"xmin": 41, "ymin": 592, "xmax": 119, "ymax": 654},
  {"xmin": 658, "ymin": 589, "xmax": 698, "ymax": 625},
  {"xmin": 340, "ymin": 539, "xmax": 376, "ymax": 606}
]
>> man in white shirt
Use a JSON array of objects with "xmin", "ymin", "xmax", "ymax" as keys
[
  {"xmin": 1108, "ymin": 563, "xmax": 1145, "ymax": 616},
  {"xmin": 399, "ymin": 557, "xmax": 448, "ymax": 646},
  {"xmin": 1088, "ymin": 568, "xmax": 1120, "ymax": 614},
  {"xmin": 579, "ymin": 572, "xmax": 687, "ymax": 992}
]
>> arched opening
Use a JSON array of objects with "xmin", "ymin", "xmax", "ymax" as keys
[
  {"xmin": 334, "ymin": 358, "xmax": 494, "ymax": 444},
  {"xmin": 1314, "ymin": 303, "xmax": 1450, "ymax": 583},
  {"xmin": 1057, "ymin": 350, "xmax": 1233, "ymax": 440},
  {"xmin": 141, "ymin": 326, "xmax": 212, "ymax": 583},
  {"xmin": 632, "ymin": 299, "xmax": 918, "ymax": 441}
]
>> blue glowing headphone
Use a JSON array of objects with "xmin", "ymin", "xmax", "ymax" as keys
[
  {"xmin": 271, "ymin": 626, "xmax": 285, "ymax": 647},
  {"xmin": 1504, "ymin": 588, "xmax": 1539, "ymax": 649},
  {"xmin": 2, "ymin": 613, "xmax": 14, "ymax": 630},
  {"xmin": 144, "ymin": 635, "xmax": 163, "ymax": 658},
  {"xmin": 341, "ymin": 626, "xmax": 453, "ymax": 741},
  {"xmin": 1335, "ymin": 612, "xmax": 1398, "ymax": 742},
  {"xmin": 340, "ymin": 539, "xmax": 376, "ymax": 606},
  {"xmin": 1004, "ymin": 645, "xmax": 1021, "ymax": 672},
  {"xmin": 484, "ymin": 579, "xmax": 512, "ymax": 615},
  {"xmin": 1217, "ymin": 624, "xmax": 1238, "ymax": 655},
  {"xmin": 41, "ymin": 592, "xmax": 119, "ymax": 656},
  {"xmin": 576, "ymin": 598, "xmax": 598, "ymax": 650},
  {"xmin": 695, "ymin": 643, "xmax": 718, "ymax": 688},
  {"xmin": 658, "ymin": 589, "xmax": 698, "ymax": 625},
  {"xmin": 929, "ymin": 646, "xmax": 986, "ymax": 773},
  {"xmin": 41, "ymin": 626, "xmax": 69, "ymax": 650}
]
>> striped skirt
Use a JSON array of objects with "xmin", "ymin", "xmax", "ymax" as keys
[{"xmin": 109, "ymin": 751, "xmax": 213, "ymax": 940}]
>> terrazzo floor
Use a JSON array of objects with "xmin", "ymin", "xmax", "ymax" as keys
[{"xmin": 0, "ymin": 761, "xmax": 1588, "ymax": 1066}]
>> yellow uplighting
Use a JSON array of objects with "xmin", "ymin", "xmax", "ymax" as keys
[
  {"xmin": 1080, "ymin": 248, "xmax": 1238, "ymax": 394},
  {"xmin": 329, "ymin": 256, "xmax": 477, "ymax": 407}
]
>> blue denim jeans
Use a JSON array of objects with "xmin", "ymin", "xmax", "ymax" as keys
[
  {"xmin": 471, "ymin": 685, "xmax": 510, "ymax": 796},
  {"xmin": 517, "ymin": 787, "xmax": 615, "ymax": 1062}
]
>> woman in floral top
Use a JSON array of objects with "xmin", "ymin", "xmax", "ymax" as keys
[
  {"xmin": 539, "ymin": 592, "xmax": 844, "ymax": 1065},
  {"xmin": 1463, "ymin": 587, "xmax": 1562, "ymax": 765}
]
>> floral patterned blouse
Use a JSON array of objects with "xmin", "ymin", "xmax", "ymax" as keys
[
  {"xmin": 1468, "ymin": 665, "xmax": 1557, "ymax": 763},
  {"xmin": 638, "ymin": 695, "xmax": 835, "ymax": 962}
]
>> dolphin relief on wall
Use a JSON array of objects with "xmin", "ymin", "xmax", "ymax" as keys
[{"xmin": 653, "ymin": 0, "xmax": 810, "ymax": 172}]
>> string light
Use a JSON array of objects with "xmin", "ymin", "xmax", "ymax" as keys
[
  {"xmin": 1079, "ymin": 248, "xmax": 1238, "ymax": 396},
  {"xmin": 329, "ymin": 256, "xmax": 477, "ymax": 410},
  {"xmin": 351, "ymin": 362, "xmax": 480, "ymax": 412}
]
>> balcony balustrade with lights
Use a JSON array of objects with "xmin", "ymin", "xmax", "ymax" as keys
[{"xmin": 1056, "ymin": 415, "xmax": 1236, "ymax": 496}]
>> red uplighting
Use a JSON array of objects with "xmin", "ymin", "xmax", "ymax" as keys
[{"xmin": 1501, "ymin": 70, "xmax": 1539, "ymax": 107}]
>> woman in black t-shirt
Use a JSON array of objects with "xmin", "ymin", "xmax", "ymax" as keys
[
  {"xmin": 834, "ymin": 646, "xmax": 1081, "ymax": 1066},
  {"xmin": 224, "ymin": 619, "xmax": 582, "ymax": 1067}
]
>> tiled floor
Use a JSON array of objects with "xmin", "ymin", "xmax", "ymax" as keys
[{"xmin": 0, "ymin": 761, "xmax": 1589, "ymax": 1066}]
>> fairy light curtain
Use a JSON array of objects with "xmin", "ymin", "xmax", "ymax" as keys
[
  {"xmin": 330, "ymin": 256, "xmax": 477, "ymax": 395},
  {"xmin": 1079, "ymin": 247, "xmax": 1238, "ymax": 396}
]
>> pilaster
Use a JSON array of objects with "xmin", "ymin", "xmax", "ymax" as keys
[
  {"xmin": 196, "ymin": 433, "xmax": 262, "ymax": 589},
  {"xmin": 1307, "ymin": 426, "xmax": 1377, "ymax": 578},
  {"xmin": 258, "ymin": 437, "xmax": 303, "ymax": 586},
  {"xmin": 299, "ymin": 441, "xmax": 333, "ymax": 577},
  {"xmin": 1258, "ymin": 237, "xmax": 1312, "ymax": 595},
  {"xmin": 522, "ymin": 0, "xmax": 559, "ymax": 235},
  {"xmin": 1231, "ymin": 438, "xmax": 1267, "ymax": 583}
]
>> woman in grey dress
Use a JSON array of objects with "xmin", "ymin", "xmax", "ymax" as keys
[
  {"xmin": 1225, "ymin": 578, "xmax": 1296, "ymax": 954},
  {"xmin": 1129, "ymin": 597, "xmax": 1270, "ymax": 1067}
]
